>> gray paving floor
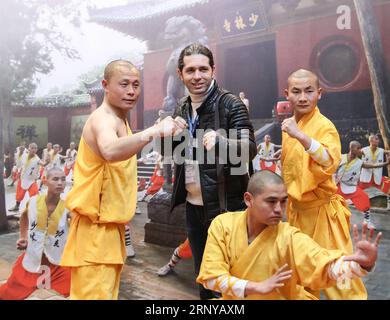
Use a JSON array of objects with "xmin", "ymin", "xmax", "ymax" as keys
[{"xmin": 0, "ymin": 179, "xmax": 389, "ymax": 300}]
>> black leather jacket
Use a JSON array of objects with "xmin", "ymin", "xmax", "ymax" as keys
[{"xmin": 168, "ymin": 82, "xmax": 256, "ymax": 223}]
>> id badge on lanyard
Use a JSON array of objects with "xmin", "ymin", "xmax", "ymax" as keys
[
  {"xmin": 187, "ymin": 112, "xmax": 199, "ymax": 158},
  {"xmin": 185, "ymin": 112, "xmax": 199, "ymax": 184}
]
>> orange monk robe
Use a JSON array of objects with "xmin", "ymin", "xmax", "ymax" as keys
[
  {"xmin": 61, "ymin": 126, "xmax": 137, "ymax": 300},
  {"xmin": 281, "ymin": 107, "xmax": 367, "ymax": 300},
  {"xmin": 197, "ymin": 211, "xmax": 345, "ymax": 300}
]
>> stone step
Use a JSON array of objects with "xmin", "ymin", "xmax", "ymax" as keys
[{"xmin": 365, "ymin": 187, "xmax": 388, "ymax": 210}]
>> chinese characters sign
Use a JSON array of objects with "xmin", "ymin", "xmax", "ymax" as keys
[
  {"xmin": 13, "ymin": 117, "xmax": 48, "ymax": 148},
  {"xmin": 220, "ymin": 5, "xmax": 268, "ymax": 38}
]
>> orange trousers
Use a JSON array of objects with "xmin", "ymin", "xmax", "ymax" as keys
[
  {"xmin": 359, "ymin": 176, "xmax": 390, "ymax": 194},
  {"xmin": 260, "ymin": 161, "xmax": 277, "ymax": 173},
  {"xmin": 16, "ymin": 180, "xmax": 38, "ymax": 202},
  {"xmin": 12, "ymin": 171, "xmax": 20, "ymax": 182},
  {"xmin": 146, "ymin": 176, "xmax": 164, "ymax": 195},
  {"xmin": 0, "ymin": 253, "xmax": 70, "ymax": 300},
  {"xmin": 39, "ymin": 166, "xmax": 44, "ymax": 179},
  {"xmin": 177, "ymin": 238, "xmax": 192, "ymax": 259},
  {"xmin": 64, "ymin": 165, "xmax": 74, "ymax": 177},
  {"xmin": 337, "ymin": 185, "xmax": 370, "ymax": 212}
]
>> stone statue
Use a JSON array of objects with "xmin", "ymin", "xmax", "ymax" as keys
[
  {"xmin": 162, "ymin": 15, "xmax": 208, "ymax": 113},
  {"xmin": 279, "ymin": 0, "xmax": 301, "ymax": 12}
]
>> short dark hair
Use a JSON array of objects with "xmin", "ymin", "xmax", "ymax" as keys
[
  {"xmin": 287, "ymin": 69, "xmax": 320, "ymax": 89},
  {"xmin": 46, "ymin": 167, "xmax": 65, "ymax": 179},
  {"xmin": 178, "ymin": 43, "xmax": 214, "ymax": 71},
  {"xmin": 349, "ymin": 140, "xmax": 361, "ymax": 149},
  {"xmin": 247, "ymin": 171, "xmax": 285, "ymax": 196},
  {"xmin": 104, "ymin": 60, "xmax": 138, "ymax": 82},
  {"xmin": 28, "ymin": 142, "xmax": 37, "ymax": 149}
]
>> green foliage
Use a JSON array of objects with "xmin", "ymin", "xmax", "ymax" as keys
[
  {"xmin": 0, "ymin": 1, "xmax": 83, "ymax": 223},
  {"xmin": 0, "ymin": 0, "xmax": 82, "ymax": 105}
]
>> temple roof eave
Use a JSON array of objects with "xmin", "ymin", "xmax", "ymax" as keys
[
  {"xmin": 89, "ymin": 0, "xmax": 214, "ymax": 25},
  {"xmin": 88, "ymin": 0, "xmax": 229, "ymax": 40}
]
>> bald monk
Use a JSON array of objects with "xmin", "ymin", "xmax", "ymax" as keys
[
  {"xmin": 257, "ymin": 134, "xmax": 281, "ymax": 173},
  {"xmin": 359, "ymin": 134, "xmax": 390, "ymax": 209},
  {"xmin": 335, "ymin": 141, "xmax": 389, "ymax": 230},
  {"xmin": 60, "ymin": 60, "xmax": 187, "ymax": 300},
  {"xmin": 280, "ymin": 69, "xmax": 368, "ymax": 299},
  {"xmin": 63, "ymin": 142, "xmax": 77, "ymax": 179},
  {"xmin": 0, "ymin": 168, "xmax": 71, "ymax": 300},
  {"xmin": 197, "ymin": 171, "xmax": 381, "ymax": 300}
]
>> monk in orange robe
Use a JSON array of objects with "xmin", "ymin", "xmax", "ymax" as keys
[
  {"xmin": 60, "ymin": 60, "xmax": 187, "ymax": 299},
  {"xmin": 280, "ymin": 69, "xmax": 367, "ymax": 299}
]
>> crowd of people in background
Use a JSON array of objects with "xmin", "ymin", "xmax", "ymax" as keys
[
  {"xmin": 0, "ymin": 43, "xmax": 386, "ymax": 300},
  {"xmin": 4, "ymin": 141, "xmax": 77, "ymax": 211}
]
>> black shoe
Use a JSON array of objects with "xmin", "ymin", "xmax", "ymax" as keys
[{"xmin": 8, "ymin": 205, "xmax": 19, "ymax": 212}]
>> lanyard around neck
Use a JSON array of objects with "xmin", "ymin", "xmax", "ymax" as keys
[{"xmin": 188, "ymin": 107, "xmax": 199, "ymax": 136}]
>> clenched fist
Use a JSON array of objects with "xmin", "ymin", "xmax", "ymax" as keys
[
  {"xmin": 203, "ymin": 130, "xmax": 219, "ymax": 151},
  {"xmin": 16, "ymin": 238, "xmax": 27, "ymax": 250},
  {"xmin": 155, "ymin": 116, "xmax": 187, "ymax": 137},
  {"xmin": 281, "ymin": 117, "xmax": 301, "ymax": 139}
]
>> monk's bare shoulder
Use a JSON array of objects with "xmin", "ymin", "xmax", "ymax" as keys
[{"xmin": 82, "ymin": 106, "xmax": 118, "ymax": 154}]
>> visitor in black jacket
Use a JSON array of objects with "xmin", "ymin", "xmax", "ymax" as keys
[{"xmin": 166, "ymin": 43, "xmax": 256, "ymax": 300}]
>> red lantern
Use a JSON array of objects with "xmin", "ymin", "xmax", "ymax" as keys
[{"xmin": 274, "ymin": 101, "xmax": 293, "ymax": 124}]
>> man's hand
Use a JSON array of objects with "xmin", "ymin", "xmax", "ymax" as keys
[
  {"xmin": 203, "ymin": 130, "xmax": 220, "ymax": 151},
  {"xmin": 344, "ymin": 223, "xmax": 382, "ymax": 271},
  {"xmin": 281, "ymin": 117, "xmax": 312, "ymax": 149},
  {"xmin": 174, "ymin": 116, "xmax": 188, "ymax": 136},
  {"xmin": 281, "ymin": 117, "xmax": 302, "ymax": 139},
  {"xmin": 246, "ymin": 264, "xmax": 292, "ymax": 296},
  {"xmin": 16, "ymin": 238, "xmax": 27, "ymax": 250},
  {"xmin": 273, "ymin": 149, "xmax": 282, "ymax": 160},
  {"xmin": 154, "ymin": 116, "xmax": 187, "ymax": 137}
]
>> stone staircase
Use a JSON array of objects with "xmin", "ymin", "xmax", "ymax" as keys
[
  {"xmin": 250, "ymin": 118, "xmax": 277, "ymax": 145},
  {"xmin": 137, "ymin": 162, "xmax": 155, "ymax": 183},
  {"xmin": 366, "ymin": 187, "xmax": 389, "ymax": 211},
  {"xmin": 251, "ymin": 118, "xmax": 274, "ymax": 131}
]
